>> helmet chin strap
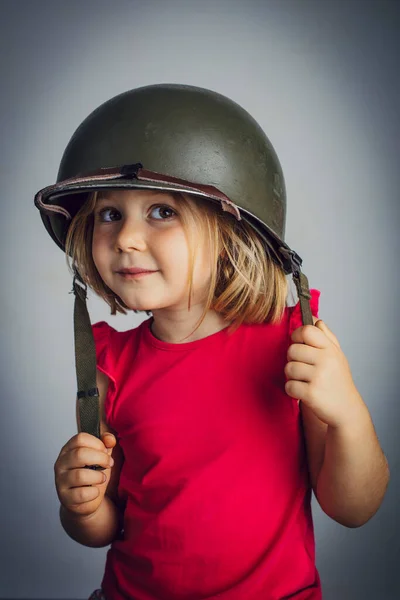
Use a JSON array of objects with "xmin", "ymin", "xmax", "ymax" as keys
[
  {"xmin": 292, "ymin": 270, "xmax": 313, "ymax": 326},
  {"xmin": 71, "ymin": 264, "xmax": 313, "ymax": 446},
  {"xmin": 71, "ymin": 269, "xmax": 103, "ymax": 469}
]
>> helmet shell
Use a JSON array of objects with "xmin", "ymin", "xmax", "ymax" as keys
[{"xmin": 36, "ymin": 83, "xmax": 298, "ymax": 273}]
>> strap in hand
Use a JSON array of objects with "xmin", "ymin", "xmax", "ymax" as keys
[
  {"xmin": 71, "ymin": 269, "xmax": 101, "ymax": 440},
  {"xmin": 292, "ymin": 269, "xmax": 313, "ymax": 326}
]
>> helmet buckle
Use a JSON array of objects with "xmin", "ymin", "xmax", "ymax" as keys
[
  {"xmin": 120, "ymin": 162, "xmax": 143, "ymax": 178},
  {"xmin": 279, "ymin": 246, "xmax": 302, "ymax": 274},
  {"xmin": 70, "ymin": 268, "xmax": 88, "ymax": 302}
]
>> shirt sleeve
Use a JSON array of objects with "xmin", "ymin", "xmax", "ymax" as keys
[
  {"xmin": 288, "ymin": 288, "xmax": 321, "ymax": 337},
  {"xmin": 92, "ymin": 321, "xmax": 118, "ymax": 400}
]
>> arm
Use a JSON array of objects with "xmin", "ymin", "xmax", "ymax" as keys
[
  {"xmin": 315, "ymin": 403, "xmax": 390, "ymax": 528},
  {"xmin": 60, "ymin": 494, "xmax": 121, "ymax": 548},
  {"xmin": 289, "ymin": 316, "xmax": 390, "ymax": 528}
]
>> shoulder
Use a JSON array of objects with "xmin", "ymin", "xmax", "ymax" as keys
[
  {"xmin": 91, "ymin": 319, "xmax": 146, "ymax": 369},
  {"xmin": 92, "ymin": 321, "xmax": 116, "ymax": 362},
  {"xmin": 287, "ymin": 289, "xmax": 321, "ymax": 334},
  {"xmin": 92, "ymin": 321, "xmax": 117, "ymax": 344},
  {"xmin": 92, "ymin": 320, "xmax": 143, "ymax": 347},
  {"xmin": 92, "ymin": 319, "xmax": 145, "ymax": 337}
]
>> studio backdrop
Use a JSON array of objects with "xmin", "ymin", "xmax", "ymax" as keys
[{"xmin": 0, "ymin": 1, "xmax": 398, "ymax": 599}]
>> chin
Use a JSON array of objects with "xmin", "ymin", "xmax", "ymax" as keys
[
  {"xmin": 121, "ymin": 296, "xmax": 163, "ymax": 312},
  {"xmin": 117, "ymin": 287, "xmax": 186, "ymax": 312},
  {"xmin": 124, "ymin": 301, "xmax": 154, "ymax": 312}
]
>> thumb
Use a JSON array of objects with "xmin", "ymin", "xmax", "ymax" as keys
[
  {"xmin": 102, "ymin": 432, "xmax": 116, "ymax": 454},
  {"xmin": 315, "ymin": 319, "xmax": 341, "ymax": 348}
]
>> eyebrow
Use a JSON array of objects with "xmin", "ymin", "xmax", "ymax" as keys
[{"xmin": 96, "ymin": 193, "xmax": 112, "ymax": 203}]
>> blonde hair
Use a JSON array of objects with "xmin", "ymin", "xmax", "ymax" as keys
[{"xmin": 65, "ymin": 190, "xmax": 288, "ymax": 335}]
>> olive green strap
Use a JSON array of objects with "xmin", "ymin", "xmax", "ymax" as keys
[
  {"xmin": 278, "ymin": 246, "xmax": 314, "ymax": 327},
  {"xmin": 292, "ymin": 269, "xmax": 313, "ymax": 326},
  {"xmin": 72, "ymin": 270, "xmax": 100, "ymax": 440}
]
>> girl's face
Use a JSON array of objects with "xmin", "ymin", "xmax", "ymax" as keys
[{"xmin": 92, "ymin": 189, "xmax": 212, "ymax": 313}]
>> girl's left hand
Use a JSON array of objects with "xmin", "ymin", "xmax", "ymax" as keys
[{"xmin": 284, "ymin": 318, "xmax": 366, "ymax": 429}]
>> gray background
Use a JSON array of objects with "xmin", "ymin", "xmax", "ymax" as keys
[{"xmin": 1, "ymin": 0, "xmax": 399, "ymax": 598}]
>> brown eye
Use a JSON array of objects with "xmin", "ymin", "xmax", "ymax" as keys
[
  {"xmin": 149, "ymin": 205, "xmax": 176, "ymax": 220},
  {"xmin": 96, "ymin": 207, "xmax": 121, "ymax": 222}
]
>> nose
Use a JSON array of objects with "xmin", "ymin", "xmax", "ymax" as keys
[{"xmin": 114, "ymin": 216, "xmax": 147, "ymax": 253}]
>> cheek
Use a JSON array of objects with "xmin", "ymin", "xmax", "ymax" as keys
[
  {"xmin": 195, "ymin": 239, "xmax": 213, "ymax": 274},
  {"xmin": 91, "ymin": 236, "xmax": 99, "ymax": 263},
  {"xmin": 158, "ymin": 229, "xmax": 190, "ymax": 262},
  {"xmin": 91, "ymin": 233, "xmax": 107, "ymax": 272}
]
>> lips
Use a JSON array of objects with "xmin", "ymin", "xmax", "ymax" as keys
[{"xmin": 117, "ymin": 267, "xmax": 157, "ymax": 274}]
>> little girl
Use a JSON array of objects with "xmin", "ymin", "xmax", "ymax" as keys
[{"xmin": 35, "ymin": 84, "xmax": 387, "ymax": 600}]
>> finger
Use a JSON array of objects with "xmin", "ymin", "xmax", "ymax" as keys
[
  {"xmin": 285, "ymin": 379, "xmax": 310, "ymax": 400},
  {"xmin": 102, "ymin": 433, "xmax": 117, "ymax": 454},
  {"xmin": 287, "ymin": 342, "xmax": 318, "ymax": 365},
  {"xmin": 58, "ymin": 447, "xmax": 113, "ymax": 474},
  {"xmin": 102, "ymin": 433, "xmax": 116, "ymax": 444},
  {"xmin": 285, "ymin": 361, "xmax": 314, "ymax": 383},
  {"xmin": 65, "ymin": 484, "xmax": 102, "ymax": 508},
  {"xmin": 60, "ymin": 465, "xmax": 108, "ymax": 491},
  {"xmin": 68, "ymin": 466, "xmax": 108, "ymax": 489},
  {"xmin": 291, "ymin": 324, "xmax": 329, "ymax": 349},
  {"xmin": 59, "ymin": 432, "xmax": 109, "ymax": 458},
  {"xmin": 73, "ymin": 446, "xmax": 114, "ymax": 470}
]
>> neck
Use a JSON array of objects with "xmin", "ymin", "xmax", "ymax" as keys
[{"xmin": 150, "ymin": 306, "xmax": 230, "ymax": 344}]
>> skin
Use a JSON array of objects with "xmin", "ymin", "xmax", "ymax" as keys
[
  {"xmin": 286, "ymin": 318, "xmax": 368, "ymax": 429},
  {"xmin": 92, "ymin": 189, "xmax": 230, "ymax": 343}
]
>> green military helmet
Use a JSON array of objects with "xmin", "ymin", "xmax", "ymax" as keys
[
  {"xmin": 34, "ymin": 83, "xmax": 314, "ymax": 445},
  {"xmin": 35, "ymin": 83, "xmax": 301, "ymax": 274}
]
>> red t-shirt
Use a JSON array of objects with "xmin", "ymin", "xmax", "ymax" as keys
[{"xmin": 92, "ymin": 289, "xmax": 322, "ymax": 600}]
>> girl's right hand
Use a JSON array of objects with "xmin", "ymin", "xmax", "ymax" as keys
[{"xmin": 54, "ymin": 432, "xmax": 116, "ymax": 518}]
